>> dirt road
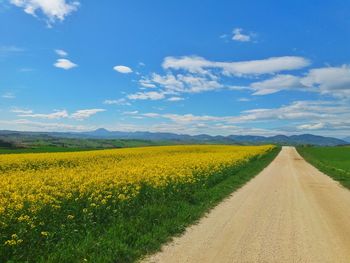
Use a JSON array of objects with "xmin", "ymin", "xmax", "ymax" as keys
[{"xmin": 144, "ymin": 147, "xmax": 350, "ymax": 263}]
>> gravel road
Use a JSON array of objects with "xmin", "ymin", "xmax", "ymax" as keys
[{"xmin": 143, "ymin": 146, "xmax": 350, "ymax": 263}]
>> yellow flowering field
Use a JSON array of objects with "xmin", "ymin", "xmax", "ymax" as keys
[{"xmin": 0, "ymin": 145, "xmax": 274, "ymax": 262}]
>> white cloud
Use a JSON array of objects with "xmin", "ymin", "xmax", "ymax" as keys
[
  {"xmin": 10, "ymin": 0, "xmax": 80, "ymax": 25},
  {"xmin": 162, "ymin": 56, "xmax": 310, "ymax": 76},
  {"xmin": 0, "ymin": 45, "xmax": 24, "ymax": 56},
  {"xmin": 167, "ymin": 97, "xmax": 184, "ymax": 101},
  {"xmin": 55, "ymin": 49, "xmax": 68, "ymax": 57},
  {"xmin": 19, "ymin": 110, "xmax": 66, "ymax": 119},
  {"xmin": 125, "ymin": 100, "xmax": 350, "ymax": 136},
  {"xmin": 113, "ymin": 65, "xmax": 133, "ymax": 74},
  {"xmin": 2, "ymin": 92, "xmax": 16, "ymax": 99},
  {"xmin": 162, "ymin": 56, "xmax": 212, "ymax": 75},
  {"xmin": 14, "ymin": 108, "xmax": 105, "ymax": 120},
  {"xmin": 301, "ymin": 65, "xmax": 350, "ymax": 98},
  {"xmin": 139, "ymin": 79, "xmax": 157, "ymax": 88},
  {"xmin": 70, "ymin": 109, "xmax": 106, "ymax": 120},
  {"xmin": 54, "ymin": 58, "xmax": 77, "ymax": 70},
  {"xmin": 19, "ymin": 68, "xmax": 35, "ymax": 72},
  {"xmin": 18, "ymin": 110, "xmax": 69, "ymax": 119},
  {"xmin": 143, "ymin": 73, "xmax": 222, "ymax": 94},
  {"xmin": 232, "ymin": 28, "xmax": 251, "ymax": 42},
  {"xmin": 123, "ymin": 110, "xmax": 139, "ymax": 115},
  {"xmin": 11, "ymin": 108, "xmax": 33, "ymax": 114},
  {"xmin": 103, "ymin": 98, "xmax": 131, "ymax": 106},
  {"xmin": 297, "ymin": 123, "xmax": 325, "ymax": 130},
  {"xmin": 0, "ymin": 119, "xmax": 90, "ymax": 132},
  {"xmin": 127, "ymin": 55, "xmax": 310, "ymax": 101},
  {"xmin": 237, "ymin": 98, "xmax": 251, "ymax": 102},
  {"xmin": 127, "ymin": 91, "xmax": 165, "ymax": 100},
  {"xmin": 250, "ymin": 74, "xmax": 307, "ymax": 95}
]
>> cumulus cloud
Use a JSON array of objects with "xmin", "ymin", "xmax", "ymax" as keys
[
  {"xmin": 127, "ymin": 55, "xmax": 350, "ymax": 106},
  {"xmin": 113, "ymin": 65, "xmax": 133, "ymax": 74},
  {"xmin": 125, "ymin": 55, "xmax": 310, "ymax": 101},
  {"xmin": 232, "ymin": 28, "xmax": 251, "ymax": 42},
  {"xmin": 138, "ymin": 72, "xmax": 223, "ymax": 97},
  {"xmin": 10, "ymin": 0, "xmax": 80, "ymax": 26},
  {"xmin": 54, "ymin": 58, "xmax": 77, "ymax": 70}
]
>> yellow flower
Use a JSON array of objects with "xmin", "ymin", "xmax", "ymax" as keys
[
  {"xmin": 41, "ymin": 231, "xmax": 49, "ymax": 237},
  {"xmin": 0, "ymin": 144, "xmax": 274, "ymax": 247}
]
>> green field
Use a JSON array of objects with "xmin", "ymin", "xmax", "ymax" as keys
[
  {"xmin": 0, "ymin": 138, "xmax": 172, "ymax": 154},
  {"xmin": 297, "ymin": 146, "xmax": 350, "ymax": 189}
]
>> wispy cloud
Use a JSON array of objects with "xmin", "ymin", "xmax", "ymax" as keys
[
  {"xmin": 15, "ymin": 108, "xmax": 105, "ymax": 120},
  {"xmin": 70, "ymin": 109, "xmax": 106, "ymax": 120},
  {"xmin": 249, "ymin": 65, "xmax": 350, "ymax": 97},
  {"xmin": 127, "ymin": 91, "xmax": 166, "ymax": 100},
  {"xmin": 103, "ymin": 98, "xmax": 131, "ymax": 106},
  {"xmin": 11, "ymin": 108, "xmax": 33, "ymax": 114},
  {"xmin": 0, "ymin": 119, "xmax": 91, "ymax": 132},
  {"xmin": 162, "ymin": 56, "xmax": 310, "ymax": 76},
  {"xmin": 55, "ymin": 49, "xmax": 68, "ymax": 57},
  {"xmin": 17, "ymin": 110, "xmax": 69, "ymax": 119},
  {"xmin": 0, "ymin": 45, "xmax": 24, "ymax": 56},
  {"xmin": 167, "ymin": 97, "xmax": 184, "ymax": 102},
  {"xmin": 2, "ymin": 92, "xmax": 16, "ymax": 99},
  {"xmin": 123, "ymin": 100, "xmax": 350, "ymax": 135}
]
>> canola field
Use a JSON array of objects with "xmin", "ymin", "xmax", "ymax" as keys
[{"xmin": 0, "ymin": 145, "xmax": 274, "ymax": 262}]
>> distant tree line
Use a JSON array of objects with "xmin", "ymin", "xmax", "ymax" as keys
[{"xmin": 0, "ymin": 139, "xmax": 16, "ymax": 148}]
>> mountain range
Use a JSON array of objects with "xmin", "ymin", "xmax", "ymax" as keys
[{"xmin": 0, "ymin": 129, "xmax": 348, "ymax": 146}]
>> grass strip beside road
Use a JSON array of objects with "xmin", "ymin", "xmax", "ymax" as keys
[{"xmin": 297, "ymin": 146, "xmax": 350, "ymax": 189}]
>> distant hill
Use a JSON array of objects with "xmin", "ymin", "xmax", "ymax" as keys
[
  {"xmin": 343, "ymin": 137, "xmax": 350, "ymax": 143},
  {"xmin": 0, "ymin": 129, "xmax": 347, "ymax": 146}
]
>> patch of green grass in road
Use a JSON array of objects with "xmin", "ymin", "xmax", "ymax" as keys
[
  {"xmin": 38, "ymin": 147, "xmax": 280, "ymax": 263},
  {"xmin": 297, "ymin": 146, "xmax": 350, "ymax": 189}
]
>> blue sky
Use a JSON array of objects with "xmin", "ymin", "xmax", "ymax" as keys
[{"xmin": 1, "ymin": 0, "xmax": 350, "ymax": 137}]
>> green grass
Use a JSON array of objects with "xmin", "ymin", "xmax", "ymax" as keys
[
  {"xmin": 0, "ymin": 146, "xmax": 93, "ymax": 154},
  {"xmin": 27, "ymin": 147, "xmax": 279, "ymax": 263},
  {"xmin": 297, "ymin": 146, "xmax": 350, "ymax": 189},
  {"xmin": 0, "ymin": 140, "xmax": 172, "ymax": 154}
]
